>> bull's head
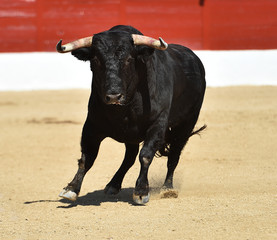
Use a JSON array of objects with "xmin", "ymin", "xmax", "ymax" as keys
[{"xmin": 56, "ymin": 31, "xmax": 168, "ymax": 105}]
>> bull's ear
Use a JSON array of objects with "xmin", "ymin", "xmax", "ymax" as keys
[
  {"xmin": 136, "ymin": 46, "xmax": 155, "ymax": 63},
  {"xmin": 71, "ymin": 47, "xmax": 92, "ymax": 61}
]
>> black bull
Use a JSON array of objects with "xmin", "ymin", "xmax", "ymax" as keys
[{"xmin": 57, "ymin": 25, "xmax": 206, "ymax": 204}]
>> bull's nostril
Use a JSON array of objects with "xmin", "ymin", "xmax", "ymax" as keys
[
  {"xmin": 105, "ymin": 95, "xmax": 111, "ymax": 102},
  {"xmin": 116, "ymin": 94, "xmax": 122, "ymax": 100}
]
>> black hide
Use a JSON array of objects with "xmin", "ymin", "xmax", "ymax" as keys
[{"xmin": 61, "ymin": 25, "xmax": 206, "ymax": 204}]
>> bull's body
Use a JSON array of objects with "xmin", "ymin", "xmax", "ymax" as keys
[{"xmin": 58, "ymin": 25, "xmax": 206, "ymax": 204}]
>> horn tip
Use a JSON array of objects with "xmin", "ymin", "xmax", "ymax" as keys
[
  {"xmin": 159, "ymin": 37, "xmax": 168, "ymax": 50},
  {"xmin": 56, "ymin": 39, "xmax": 65, "ymax": 53}
]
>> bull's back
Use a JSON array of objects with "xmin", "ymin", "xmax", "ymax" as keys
[{"xmin": 167, "ymin": 44, "xmax": 205, "ymax": 81}]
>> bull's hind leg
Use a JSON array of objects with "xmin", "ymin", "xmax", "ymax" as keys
[
  {"xmin": 163, "ymin": 117, "xmax": 200, "ymax": 189},
  {"xmin": 59, "ymin": 141, "xmax": 100, "ymax": 201},
  {"xmin": 163, "ymin": 140, "xmax": 188, "ymax": 189},
  {"xmin": 104, "ymin": 143, "xmax": 139, "ymax": 195}
]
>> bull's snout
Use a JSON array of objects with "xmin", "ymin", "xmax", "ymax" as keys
[{"xmin": 105, "ymin": 93, "xmax": 124, "ymax": 105}]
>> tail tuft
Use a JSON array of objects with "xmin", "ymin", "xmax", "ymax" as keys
[{"xmin": 190, "ymin": 124, "xmax": 207, "ymax": 137}]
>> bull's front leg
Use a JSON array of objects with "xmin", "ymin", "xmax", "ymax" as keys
[
  {"xmin": 133, "ymin": 118, "xmax": 167, "ymax": 204},
  {"xmin": 59, "ymin": 150, "xmax": 99, "ymax": 201},
  {"xmin": 59, "ymin": 118, "xmax": 101, "ymax": 201}
]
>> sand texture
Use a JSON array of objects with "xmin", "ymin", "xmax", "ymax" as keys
[{"xmin": 0, "ymin": 86, "xmax": 276, "ymax": 239}]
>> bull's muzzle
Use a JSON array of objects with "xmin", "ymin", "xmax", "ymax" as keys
[{"xmin": 105, "ymin": 93, "xmax": 125, "ymax": 105}]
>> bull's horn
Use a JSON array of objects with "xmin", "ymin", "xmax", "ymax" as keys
[
  {"xmin": 132, "ymin": 34, "xmax": 168, "ymax": 50},
  {"xmin": 56, "ymin": 36, "xmax": 93, "ymax": 53}
]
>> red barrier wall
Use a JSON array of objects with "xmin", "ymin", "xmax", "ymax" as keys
[{"xmin": 0, "ymin": 0, "xmax": 277, "ymax": 52}]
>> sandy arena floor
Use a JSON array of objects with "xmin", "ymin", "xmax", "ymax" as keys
[{"xmin": 0, "ymin": 86, "xmax": 276, "ymax": 239}]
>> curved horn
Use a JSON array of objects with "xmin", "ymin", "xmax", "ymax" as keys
[
  {"xmin": 132, "ymin": 34, "xmax": 168, "ymax": 50},
  {"xmin": 56, "ymin": 36, "xmax": 93, "ymax": 53}
]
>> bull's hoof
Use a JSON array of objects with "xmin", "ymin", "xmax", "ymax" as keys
[
  {"xmin": 59, "ymin": 189, "xmax": 78, "ymax": 201},
  {"xmin": 133, "ymin": 192, "xmax": 150, "ymax": 205},
  {"xmin": 104, "ymin": 185, "xmax": 120, "ymax": 195}
]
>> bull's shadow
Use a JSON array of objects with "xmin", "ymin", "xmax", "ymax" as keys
[{"xmin": 58, "ymin": 187, "xmax": 137, "ymax": 208}]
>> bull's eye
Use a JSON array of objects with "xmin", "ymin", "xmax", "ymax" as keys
[
  {"xmin": 92, "ymin": 56, "xmax": 101, "ymax": 67},
  {"xmin": 125, "ymin": 56, "xmax": 134, "ymax": 65}
]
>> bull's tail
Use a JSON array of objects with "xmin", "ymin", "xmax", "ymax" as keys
[
  {"xmin": 189, "ymin": 124, "xmax": 207, "ymax": 137},
  {"xmin": 156, "ymin": 124, "xmax": 207, "ymax": 157}
]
